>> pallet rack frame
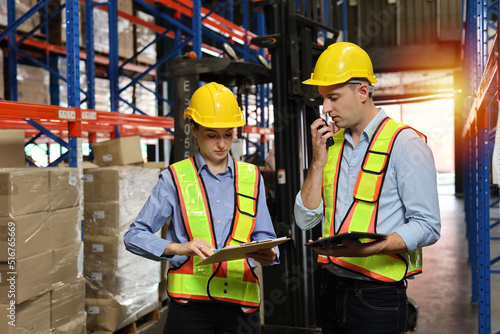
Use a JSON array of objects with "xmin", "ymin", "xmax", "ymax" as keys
[
  {"xmin": 462, "ymin": 0, "xmax": 499, "ymax": 333},
  {"xmin": 0, "ymin": 0, "xmax": 273, "ymax": 166}
]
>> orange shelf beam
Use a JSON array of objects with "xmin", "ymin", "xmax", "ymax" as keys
[{"xmin": 0, "ymin": 101, "xmax": 174, "ymax": 139}]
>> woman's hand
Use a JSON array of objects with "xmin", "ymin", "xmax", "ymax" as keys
[
  {"xmin": 246, "ymin": 247, "xmax": 277, "ymax": 266},
  {"xmin": 164, "ymin": 238, "xmax": 216, "ymax": 259}
]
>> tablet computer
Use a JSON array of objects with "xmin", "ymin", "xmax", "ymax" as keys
[{"xmin": 304, "ymin": 232, "xmax": 387, "ymax": 248}]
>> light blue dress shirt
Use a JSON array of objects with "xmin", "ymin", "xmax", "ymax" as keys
[
  {"xmin": 124, "ymin": 151, "xmax": 279, "ymax": 268},
  {"xmin": 294, "ymin": 109, "xmax": 441, "ymax": 278}
]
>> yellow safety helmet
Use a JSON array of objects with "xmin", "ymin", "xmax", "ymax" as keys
[
  {"xmin": 184, "ymin": 82, "xmax": 245, "ymax": 128},
  {"xmin": 303, "ymin": 42, "xmax": 377, "ymax": 86}
]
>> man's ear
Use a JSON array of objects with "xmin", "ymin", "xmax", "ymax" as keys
[{"xmin": 358, "ymin": 84, "xmax": 370, "ymax": 102}]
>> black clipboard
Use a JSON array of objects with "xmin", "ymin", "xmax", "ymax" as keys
[
  {"xmin": 304, "ymin": 232, "xmax": 387, "ymax": 248},
  {"xmin": 196, "ymin": 237, "xmax": 290, "ymax": 266}
]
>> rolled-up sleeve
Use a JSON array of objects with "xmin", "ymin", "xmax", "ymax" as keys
[{"xmin": 294, "ymin": 191, "xmax": 323, "ymax": 231}]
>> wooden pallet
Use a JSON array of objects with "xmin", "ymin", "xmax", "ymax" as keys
[
  {"xmin": 88, "ymin": 306, "xmax": 166, "ymax": 334},
  {"xmin": 115, "ymin": 308, "xmax": 161, "ymax": 334}
]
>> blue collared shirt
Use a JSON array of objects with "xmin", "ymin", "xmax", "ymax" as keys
[
  {"xmin": 124, "ymin": 151, "xmax": 279, "ymax": 268},
  {"xmin": 295, "ymin": 109, "xmax": 441, "ymax": 256}
]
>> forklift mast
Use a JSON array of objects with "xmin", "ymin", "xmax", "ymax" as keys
[{"xmin": 252, "ymin": 0, "xmax": 340, "ymax": 329}]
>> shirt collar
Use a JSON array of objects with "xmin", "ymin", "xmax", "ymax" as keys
[
  {"xmin": 193, "ymin": 151, "xmax": 235, "ymax": 177},
  {"xmin": 363, "ymin": 108, "xmax": 388, "ymax": 142},
  {"xmin": 343, "ymin": 108, "xmax": 388, "ymax": 144}
]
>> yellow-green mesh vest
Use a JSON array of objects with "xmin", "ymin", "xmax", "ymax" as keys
[
  {"xmin": 166, "ymin": 157, "xmax": 261, "ymax": 308},
  {"xmin": 320, "ymin": 117, "xmax": 424, "ymax": 282}
]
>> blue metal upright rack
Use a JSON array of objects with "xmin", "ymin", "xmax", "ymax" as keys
[
  {"xmin": 0, "ymin": 0, "xmax": 274, "ymax": 165},
  {"xmin": 462, "ymin": 0, "xmax": 500, "ymax": 333}
]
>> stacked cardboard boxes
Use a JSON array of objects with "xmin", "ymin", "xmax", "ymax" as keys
[
  {"xmin": 0, "ymin": 0, "xmax": 43, "ymax": 35},
  {"xmin": 83, "ymin": 166, "xmax": 161, "ymax": 332},
  {"xmin": 135, "ymin": 10, "xmax": 157, "ymax": 65},
  {"xmin": 48, "ymin": 0, "xmax": 134, "ymax": 59},
  {"xmin": 48, "ymin": 0, "xmax": 85, "ymax": 47},
  {"xmin": 135, "ymin": 80, "xmax": 158, "ymax": 117},
  {"xmin": 94, "ymin": 77, "xmax": 134, "ymax": 113},
  {"xmin": 93, "ymin": 0, "xmax": 134, "ymax": 60},
  {"xmin": 0, "ymin": 167, "xmax": 85, "ymax": 334},
  {"xmin": 17, "ymin": 64, "xmax": 50, "ymax": 105}
]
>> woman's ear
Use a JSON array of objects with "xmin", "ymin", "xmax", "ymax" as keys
[{"xmin": 190, "ymin": 122, "xmax": 198, "ymax": 138}]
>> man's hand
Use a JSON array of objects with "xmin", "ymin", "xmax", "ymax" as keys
[
  {"xmin": 246, "ymin": 247, "xmax": 277, "ymax": 266},
  {"xmin": 309, "ymin": 232, "xmax": 408, "ymax": 258}
]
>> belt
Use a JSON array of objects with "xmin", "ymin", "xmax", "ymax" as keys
[{"xmin": 323, "ymin": 269, "xmax": 406, "ymax": 288}]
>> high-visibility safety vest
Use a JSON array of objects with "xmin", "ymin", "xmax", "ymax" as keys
[
  {"xmin": 320, "ymin": 117, "xmax": 424, "ymax": 282},
  {"xmin": 166, "ymin": 157, "xmax": 261, "ymax": 308}
]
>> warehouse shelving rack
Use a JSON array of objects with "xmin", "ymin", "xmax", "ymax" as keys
[
  {"xmin": 462, "ymin": 0, "xmax": 500, "ymax": 333},
  {"xmin": 0, "ymin": 0, "xmax": 273, "ymax": 166}
]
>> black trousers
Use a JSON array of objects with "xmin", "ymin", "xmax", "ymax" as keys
[
  {"xmin": 163, "ymin": 300, "xmax": 261, "ymax": 334},
  {"xmin": 319, "ymin": 270, "xmax": 408, "ymax": 334}
]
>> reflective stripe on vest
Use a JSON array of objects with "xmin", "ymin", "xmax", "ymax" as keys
[
  {"xmin": 319, "ymin": 118, "xmax": 424, "ymax": 282},
  {"xmin": 166, "ymin": 157, "xmax": 260, "ymax": 307}
]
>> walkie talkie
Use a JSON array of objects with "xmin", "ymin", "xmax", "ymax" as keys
[
  {"xmin": 305, "ymin": 95, "xmax": 334, "ymax": 148},
  {"xmin": 319, "ymin": 119, "xmax": 335, "ymax": 148}
]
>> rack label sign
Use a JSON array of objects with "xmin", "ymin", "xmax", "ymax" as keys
[
  {"xmin": 82, "ymin": 112, "xmax": 97, "ymax": 120},
  {"xmin": 58, "ymin": 110, "xmax": 76, "ymax": 120}
]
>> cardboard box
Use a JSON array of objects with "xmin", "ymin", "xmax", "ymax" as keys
[
  {"xmin": 49, "ymin": 1, "xmax": 85, "ymax": 47},
  {"xmin": 0, "ymin": 292, "xmax": 51, "ymax": 334},
  {"xmin": 135, "ymin": 11, "xmax": 157, "ymax": 65},
  {"xmin": 84, "ymin": 201, "xmax": 145, "ymax": 237},
  {"xmin": 85, "ymin": 258, "xmax": 161, "ymax": 299},
  {"xmin": 83, "ymin": 166, "xmax": 158, "ymax": 203},
  {"xmin": 86, "ymin": 289, "xmax": 159, "ymax": 332},
  {"xmin": 0, "ymin": 0, "xmax": 43, "ymax": 35},
  {"xmin": 92, "ymin": 136, "xmax": 143, "ymax": 167},
  {"xmin": 53, "ymin": 242, "xmax": 84, "ymax": 287},
  {"xmin": 0, "ymin": 211, "xmax": 50, "ymax": 261},
  {"xmin": 142, "ymin": 161, "xmax": 165, "ymax": 170},
  {"xmin": 86, "ymin": 297, "xmax": 132, "ymax": 332},
  {"xmin": 53, "ymin": 313, "xmax": 87, "ymax": 334},
  {"xmin": 0, "ymin": 130, "xmax": 25, "ymax": 168},
  {"xmin": 0, "ymin": 168, "xmax": 49, "ymax": 217},
  {"xmin": 0, "ymin": 250, "xmax": 53, "ymax": 304},
  {"xmin": 48, "ymin": 167, "xmax": 81, "ymax": 210},
  {"xmin": 83, "ymin": 235, "xmax": 135, "ymax": 268},
  {"xmin": 49, "ymin": 207, "xmax": 81, "ymax": 250},
  {"xmin": 17, "ymin": 64, "xmax": 50, "ymax": 105},
  {"xmin": 51, "ymin": 277, "xmax": 85, "ymax": 328},
  {"xmin": 83, "ymin": 168, "xmax": 121, "ymax": 202}
]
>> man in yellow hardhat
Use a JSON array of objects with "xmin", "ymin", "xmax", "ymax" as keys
[
  {"xmin": 295, "ymin": 42, "xmax": 441, "ymax": 333},
  {"xmin": 125, "ymin": 82, "xmax": 279, "ymax": 334}
]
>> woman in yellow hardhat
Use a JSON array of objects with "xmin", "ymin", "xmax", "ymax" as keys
[{"xmin": 124, "ymin": 82, "xmax": 279, "ymax": 334}]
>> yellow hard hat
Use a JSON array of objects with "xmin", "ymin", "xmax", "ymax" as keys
[
  {"xmin": 184, "ymin": 82, "xmax": 245, "ymax": 128},
  {"xmin": 303, "ymin": 42, "xmax": 377, "ymax": 86}
]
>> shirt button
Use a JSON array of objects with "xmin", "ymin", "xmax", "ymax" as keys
[
  {"xmin": 224, "ymin": 282, "xmax": 228, "ymax": 286},
  {"xmin": 216, "ymin": 180, "xmax": 220, "ymax": 183},
  {"xmin": 216, "ymin": 200, "xmax": 220, "ymax": 203},
  {"xmin": 223, "ymin": 289, "xmax": 228, "ymax": 294},
  {"xmin": 217, "ymin": 220, "xmax": 221, "ymax": 224}
]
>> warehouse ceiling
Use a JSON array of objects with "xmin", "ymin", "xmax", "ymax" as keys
[{"xmin": 342, "ymin": 0, "xmax": 462, "ymax": 102}]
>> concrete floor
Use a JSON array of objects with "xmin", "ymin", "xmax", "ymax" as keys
[
  {"xmin": 135, "ymin": 185, "xmax": 500, "ymax": 334},
  {"xmin": 405, "ymin": 186, "xmax": 500, "ymax": 334}
]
